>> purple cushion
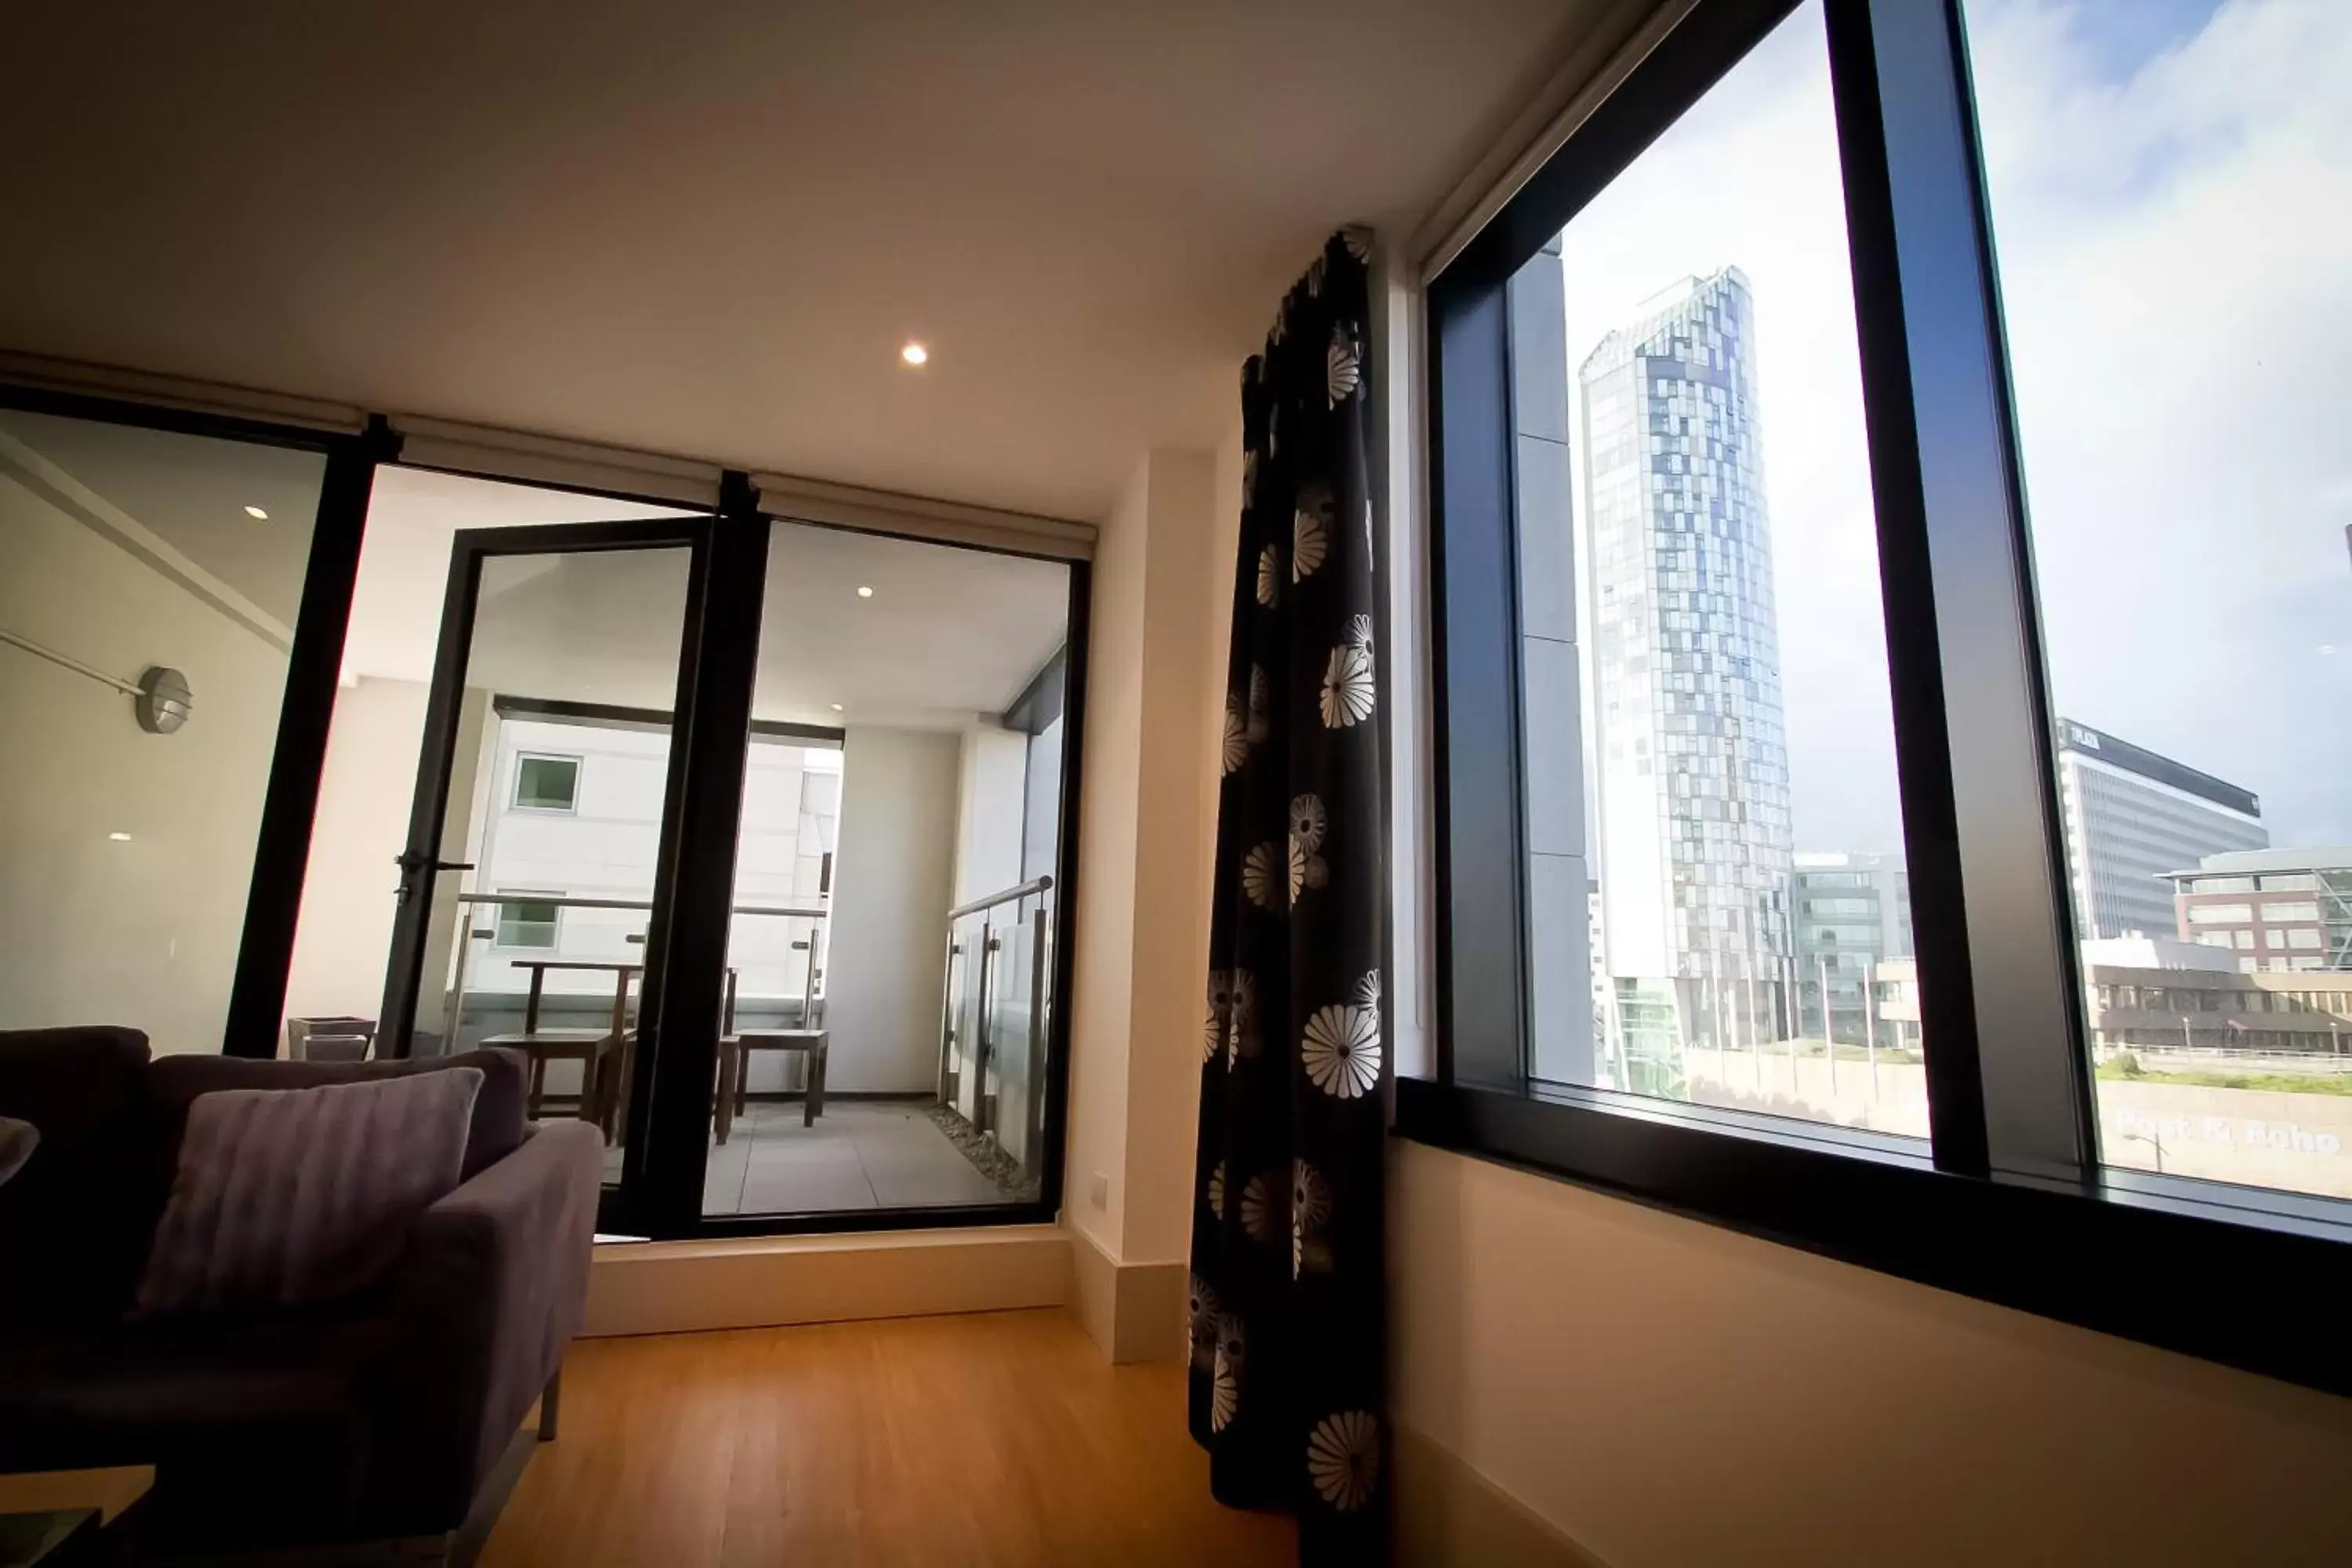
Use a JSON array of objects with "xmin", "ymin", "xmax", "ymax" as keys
[
  {"xmin": 145, "ymin": 1047, "xmax": 528, "ymax": 1181},
  {"xmin": 135, "ymin": 1068, "xmax": 483, "ymax": 1317}
]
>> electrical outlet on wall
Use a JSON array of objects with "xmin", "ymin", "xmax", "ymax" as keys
[{"xmin": 1087, "ymin": 1172, "xmax": 1109, "ymax": 1209}]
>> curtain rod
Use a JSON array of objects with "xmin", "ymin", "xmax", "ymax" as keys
[{"xmin": 0, "ymin": 627, "xmax": 141, "ymax": 698}]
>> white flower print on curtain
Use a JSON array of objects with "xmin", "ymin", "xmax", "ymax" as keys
[
  {"xmin": 1242, "ymin": 843, "xmax": 1287, "ymax": 911},
  {"xmin": 1190, "ymin": 230, "xmax": 1385, "ymax": 1559},
  {"xmin": 1301, "ymin": 978, "xmax": 1382, "ymax": 1100},
  {"xmin": 1204, "ymin": 971, "xmax": 1231, "ymax": 1063},
  {"xmin": 1225, "ymin": 970, "xmax": 1258, "ymax": 1064},
  {"xmin": 1291, "ymin": 1158, "xmax": 1332, "ymax": 1278},
  {"xmin": 1293, "ymin": 488, "xmax": 1330, "ymax": 583},
  {"xmin": 1306, "ymin": 1410, "xmax": 1381, "ymax": 1512},
  {"xmin": 1188, "ymin": 1275, "xmax": 1221, "ymax": 1374},
  {"xmin": 1211, "ymin": 1315, "xmax": 1245, "ymax": 1432},
  {"xmin": 1327, "ymin": 325, "xmax": 1362, "ymax": 407},
  {"xmin": 1239, "ymin": 1168, "xmax": 1282, "ymax": 1246},
  {"xmin": 1320, "ymin": 615, "xmax": 1375, "ymax": 728}
]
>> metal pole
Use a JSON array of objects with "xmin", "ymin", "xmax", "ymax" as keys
[
  {"xmin": 1821, "ymin": 956, "xmax": 1838, "ymax": 1100},
  {"xmin": 1864, "ymin": 964, "xmax": 1880, "ymax": 1102}
]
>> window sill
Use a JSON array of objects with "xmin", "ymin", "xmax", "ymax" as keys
[{"xmin": 1392, "ymin": 1076, "xmax": 2352, "ymax": 1400}]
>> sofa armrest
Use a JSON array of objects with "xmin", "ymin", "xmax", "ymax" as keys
[{"xmin": 367, "ymin": 1120, "xmax": 603, "ymax": 1530}]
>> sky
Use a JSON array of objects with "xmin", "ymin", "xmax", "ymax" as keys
[{"xmin": 1555, "ymin": 0, "xmax": 2352, "ymax": 858}]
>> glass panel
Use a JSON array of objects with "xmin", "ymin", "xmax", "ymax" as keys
[
  {"xmin": 1964, "ymin": 0, "xmax": 2352, "ymax": 1200},
  {"xmin": 408, "ymin": 548, "xmax": 695, "ymax": 1200},
  {"xmin": 0, "ymin": 407, "xmax": 325, "ymax": 1054},
  {"xmin": 1510, "ymin": 0, "xmax": 1926, "ymax": 1138},
  {"xmin": 278, "ymin": 466, "xmax": 697, "ymax": 1213},
  {"xmin": 704, "ymin": 518, "xmax": 1070, "ymax": 1217}
]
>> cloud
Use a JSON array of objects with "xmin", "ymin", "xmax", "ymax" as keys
[
  {"xmin": 1966, "ymin": 0, "xmax": 2352, "ymax": 845},
  {"xmin": 1556, "ymin": 0, "xmax": 2352, "ymax": 858},
  {"xmin": 1557, "ymin": 1, "xmax": 1900, "ymax": 855}
]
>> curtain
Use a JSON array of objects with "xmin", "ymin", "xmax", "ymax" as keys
[{"xmin": 1189, "ymin": 228, "xmax": 1384, "ymax": 1563}]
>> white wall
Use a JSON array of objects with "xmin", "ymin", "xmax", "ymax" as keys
[
  {"xmin": 951, "ymin": 719, "xmax": 1029, "ymax": 908},
  {"xmin": 281, "ymin": 675, "xmax": 429, "ymax": 1030},
  {"xmin": 0, "ymin": 466, "xmax": 289, "ymax": 1055},
  {"xmin": 1063, "ymin": 446, "xmax": 1229, "ymax": 1271},
  {"xmin": 826, "ymin": 724, "xmax": 960, "ymax": 1093},
  {"xmin": 1390, "ymin": 1138, "xmax": 2352, "ymax": 1566}
]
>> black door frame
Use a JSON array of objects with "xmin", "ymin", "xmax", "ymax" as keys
[
  {"xmin": 379, "ymin": 516, "xmax": 717, "ymax": 1236},
  {"xmin": 377, "ymin": 517, "xmax": 715, "ymax": 1053}
]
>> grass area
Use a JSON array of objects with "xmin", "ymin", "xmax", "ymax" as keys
[{"xmin": 2098, "ymin": 1056, "xmax": 2352, "ymax": 1098}]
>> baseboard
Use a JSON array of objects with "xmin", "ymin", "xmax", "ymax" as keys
[
  {"xmin": 580, "ymin": 1224, "xmax": 1072, "ymax": 1338},
  {"xmin": 1392, "ymin": 1420, "xmax": 1613, "ymax": 1568},
  {"xmin": 1067, "ymin": 1225, "xmax": 1186, "ymax": 1364}
]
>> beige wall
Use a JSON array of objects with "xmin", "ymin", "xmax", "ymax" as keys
[
  {"xmin": 1390, "ymin": 1137, "xmax": 2352, "ymax": 1567},
  {"xmin": 1063, "ymin": 445, "xmax": 1234, "ymax": 1312}
]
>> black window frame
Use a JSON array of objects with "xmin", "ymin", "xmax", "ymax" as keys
[{"xmin": 1402, "ymin": 0, "xmax": 2352, "ymax": 1400}]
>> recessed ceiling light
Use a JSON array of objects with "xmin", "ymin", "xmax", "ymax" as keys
[
  {"xmin": 243, "ymin": 504, "xmax": 269, "ymax": 520},
  {"xmin": 829, "ymin": 703, "xmax": 844, "ymax": 712},
  {"xmin": 900, "ymin": 342, "xmax": 929, "ymax": 367},
  {"xmin": 857, "ymin": 585, "xmax": 875, "ymax": 599},
  {"xmin": 107, "ymin": 831, "xmax": 132, "ymax": 843}
]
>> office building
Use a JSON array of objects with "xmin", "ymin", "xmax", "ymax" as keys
[
  {"xmin": 1583, "ymin": 267, "xmax": 1795, "ymax": 1071},
  {"xmin": 1793, "ymin": 851, "xmax": 1911, "ymax": 1044},
  {"xmin": 2055, "ymin": 719, "xmax": 2267, "ymax": 941},
  {"xmin": 2165, "ymin": 847, "xmax": 2352, "ymax": 973}
]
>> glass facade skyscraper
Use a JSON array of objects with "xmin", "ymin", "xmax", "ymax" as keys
[{"xmin": 1582, "ymin": 267, "xmax": 1793, "ymax": 1075}]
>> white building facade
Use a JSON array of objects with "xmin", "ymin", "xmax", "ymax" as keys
[{"xmin": 2054, "ymin": 719, "xmax": 2266, "ymax": 942}]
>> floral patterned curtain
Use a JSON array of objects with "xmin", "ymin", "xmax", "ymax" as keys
[{"xmin": 1189, "ymin": 228, "xmax": 1384, "ymax": 1562}]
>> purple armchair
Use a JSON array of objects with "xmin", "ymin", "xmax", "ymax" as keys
[{"xmin": 0, "ymin": 1026, "xmax": 603, "ymax": 1563}]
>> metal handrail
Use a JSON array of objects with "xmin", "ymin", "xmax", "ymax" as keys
[
  {"xmin": 946, "ymin": 875, "xmax": 1053, "ymax": 922},
  {"xmin": 453, "ymin": 891, "xmax": 828, "ymax": 919}
]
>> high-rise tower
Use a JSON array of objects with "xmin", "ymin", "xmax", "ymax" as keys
[{"xmin": 1582, "ymin": 267, "xmax": 1793, "ymax": 1072}]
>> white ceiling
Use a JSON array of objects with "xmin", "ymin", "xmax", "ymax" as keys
[
  {"xmin": 359, "ymin": 466, "xmax": 1069, "ymax": 727},
  {"xmin": 0, "ymin": 0, "xmax": 1609, "ymax": 521},
  {"xmin": 1, "ymin": 423, "xmax": 1066, "ymax": 723},
  {"xmin": 0, "ymin": 408, "xmax": 329, "ymax": 627}
]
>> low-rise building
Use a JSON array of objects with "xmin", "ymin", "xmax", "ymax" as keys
[
  {"xmin": 1794, "ymin": 851, "xmax": 1911, "ymax": 1045},
  {"xmin": 2163, "ymin": 846, "xmax": 2352, "ymax": 974}
]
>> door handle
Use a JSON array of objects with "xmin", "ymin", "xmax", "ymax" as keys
[{"xmin": 394, "ymin": 852, "xmax": 476, "ymax": 874}]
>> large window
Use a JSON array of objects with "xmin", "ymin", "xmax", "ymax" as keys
[
  {"xmin": 1411, "ymin": 0, "xmax": 2352, "ymax": 1402},
  {"xmin": 1514, "ymin": 0, "xmax": 1919, "ymax": 1138},
  {"xmin": 1962, "ymin": 0, "xmax": 2352, "ymax": 1201}
]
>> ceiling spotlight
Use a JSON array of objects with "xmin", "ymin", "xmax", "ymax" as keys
[
  {"xmin": 829, "ymin": 703, "xmax": 844, "ymax": 712},
  {"xmin": 900, "ymin": 342, "xmax": 929, "ymax": 367},
  {"xmin": 244, "ymin": 504, "xmax": 269, "ymax": 520},
  {"xmin": 857, "ymin": 585, "xmax": 875, "ymax": 599},
  {"xmin": 108, "ymin": 831, "xmax": 133, "ymax": 843}
]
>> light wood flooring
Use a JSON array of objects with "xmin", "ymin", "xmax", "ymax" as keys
[{"xmin": 480, "ymin": 1308, "xmax": 1295, "ymax": 1567}]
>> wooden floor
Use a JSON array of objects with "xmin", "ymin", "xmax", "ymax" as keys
[{"xmin": 481, "ymin": 1308, "xmax": 1295, "ymax": 1567}]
